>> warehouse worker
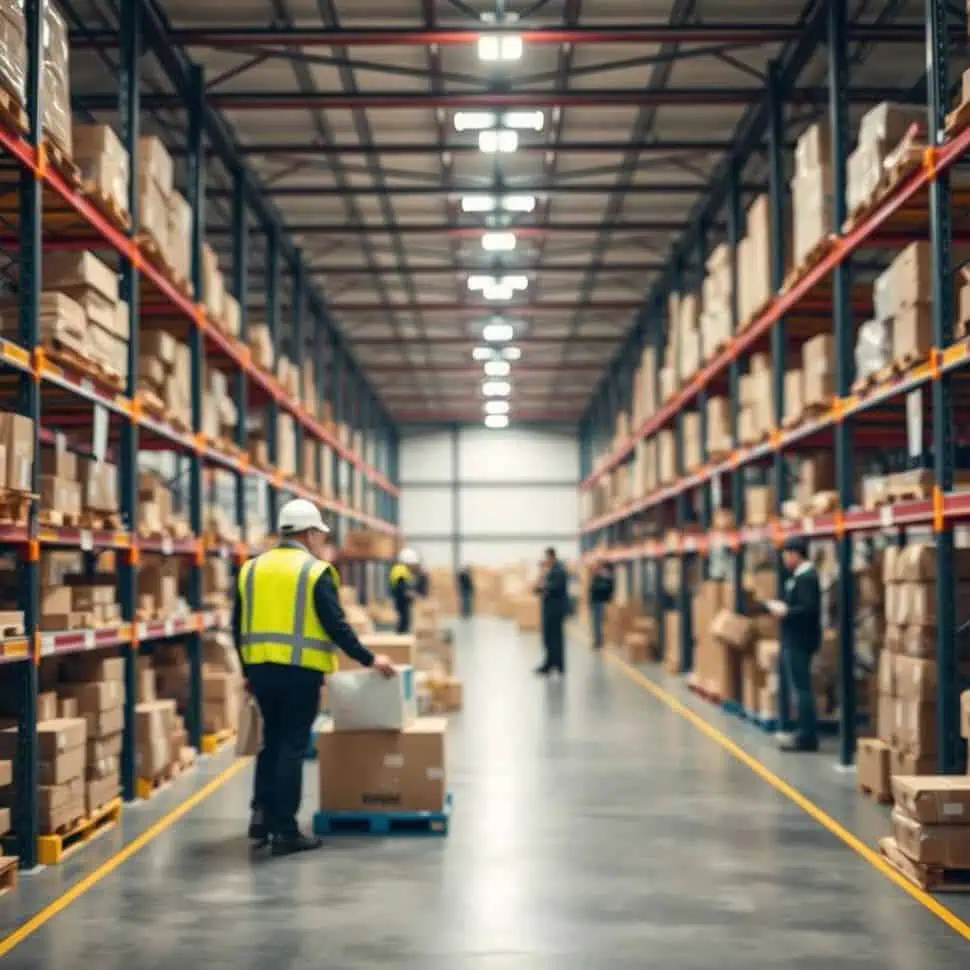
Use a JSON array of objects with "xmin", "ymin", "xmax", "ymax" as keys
[
  {"xmin": 534, "ymin": 547, "xmax": 569, "ymax": 676},
  {"xmin": 457, "ymin": 564, "xmax": 474, "ymax": 617},
  {"xmin": 389, "ymin": 547, "xmax": 420, "ymax": 633},
  {"xmin": 589, "ymin": 560, "xmax": 615, "ymax": 650},
  {"xmin": 765, "ymin": 537, "xmax": 821, "ymax": 753},
  {"xmin": 234, "ymin": 498, "xmax": 396, "ymax": 856}
]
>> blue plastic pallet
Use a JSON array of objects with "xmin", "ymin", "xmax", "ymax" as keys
[{"xmin": 313, "ymin": 793, "xmax": 453, "ymax": 837}]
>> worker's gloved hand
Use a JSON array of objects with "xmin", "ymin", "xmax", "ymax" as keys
[{"xmin": 371, "ymin": 654, "xmax": 396, "ymax": 678}]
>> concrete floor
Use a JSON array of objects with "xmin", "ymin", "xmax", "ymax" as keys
[{"xmin": 1, "ymin": 616, "xmax": 969, "ymax": 966}]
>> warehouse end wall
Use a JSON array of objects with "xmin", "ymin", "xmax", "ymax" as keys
[{"xmin": 399, "ymin": 424, "xmax": 580, "ymax": 569}]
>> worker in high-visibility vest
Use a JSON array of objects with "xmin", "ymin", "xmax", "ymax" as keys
[
  {"xmin": 389, "ymin": 547, "xmax": 419, "ymax": 633},
  {"xmin": 234, "ymin": 498, "xmax": 396, "ymax": 856}
]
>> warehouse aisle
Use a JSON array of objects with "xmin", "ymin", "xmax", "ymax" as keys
[{"xmin": 1, "ymin": 618, "xmax": 969, "ymax": 966}]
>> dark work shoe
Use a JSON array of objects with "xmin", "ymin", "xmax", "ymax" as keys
[
  {"xmin": 248, "ymin": 810, "xmax": 268, "ymax": 844},
  {"xmin": 779, "ymin": 736, "xmax": 819, "ymax": 753},
  {"xmin": 534, "ymin": 665, "xmax": 552, "ymax": 677},
  {"xmin": 271, "ymin": 832, "xmax": 323, "ymax": 857}
]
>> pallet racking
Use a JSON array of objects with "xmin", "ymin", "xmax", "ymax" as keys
[
  {"xmin": 579, "ymin": 1, "xmax": 967, "ymax": 774},
  {"xmin": 0, "ymin": 0, "xmax": 400, "ymax": 869}
]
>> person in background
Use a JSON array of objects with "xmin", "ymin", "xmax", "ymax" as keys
[
  {"xmin": 533, "ymin": 546, "xmax": 569, "ymax": 676},
  {"xmin": 457, "ymin": 565, "xmax": 474, "ymax": 618},
  {"xmin": 389, "ymin": 547, "xmax": 420, "ymax": 633},
  {"xmin": 234, "ymin": 499, "xmax": 396, "ymax": 855},
  {"xmin": 589, "ymin": 560, "xmax": 615, "ymax": 650},
  {"xmin": 765, "ymin": 537, "xmax": 822, "ymax": 753},
  {"xmin": 414, "ymin": 562, "xmax": 430, "ymax": 599}
]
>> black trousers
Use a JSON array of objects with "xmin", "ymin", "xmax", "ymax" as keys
[
  {"xmin": 541, "ymin": 610, "xmax": 565, "ymax": 673},
  {"xmin": 395, "ymin": 599, "xmax": 412, "ymax": 634},
  {"xmin": 248, "ymin": 663, "xmax": 321, "ymax": 836},
  {"xmin": 460, "ymin": 589, "xmax": 473, "ymax": 617},
  {"xmin": 781, "ymin": 644, "xmax": 818, "ymax": 745}
]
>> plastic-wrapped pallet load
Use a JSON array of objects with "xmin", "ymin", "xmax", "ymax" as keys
[
  {"xmin": 328, "ymin": 666, "xmax": 416, "ymax": 732},
  {"xmin": 42, "ymin": 1, "xmax": 71, "ymax": 156}
]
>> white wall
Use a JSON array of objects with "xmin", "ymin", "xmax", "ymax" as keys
[{"xmin": 399, "ymin": 424, "xmax": 579, "ymax": 569}]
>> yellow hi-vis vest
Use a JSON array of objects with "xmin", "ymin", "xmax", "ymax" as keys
[
  {"xmin": 238, "ymin": 545, "xmax": 338, "ymax": 673},
  {"xmin": 389, "ymin": 562, "xmax": 413, "ymax": 588}
]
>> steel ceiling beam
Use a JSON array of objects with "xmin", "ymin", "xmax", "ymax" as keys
[
  {"xmin": 200, "ymin": 138, "xmax": 745, "ymax": 157},
  {"xmin": 330, "ymin": 300, "xmax": 642, "ymax": 312},
  {"xmin": 350, "ymin": 336, "xmax": 617, "ymax": 346},
  {"xmin": 202, "ymin": 220, "xmax": 710, "ymax": 236},
  {"xmin": 75, "ymin": 86, "xmax": 905, "ymax": 112},
  {"xmin": 298, "ymin": 262, "xmax": 666, "ymax": 275},
  {"xmin": 207, "ymin": 182, "xmax": 756, "ymax": 198},
  {"xmin": 72, "ymin": 23, "xmax": 935, "ymax": 48},
  {"xmin": 367, "ymin": 366, "xmax": 601, "ymax": 375}
]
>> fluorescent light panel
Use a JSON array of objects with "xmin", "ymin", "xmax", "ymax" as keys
[
  {"xmin": 485, "ymin": 399, "xmax": 510, "ymax": 415},
  {"xmin": 484, "ymin": 359, "xmax": 511, "ymax": 377},
  {"xmin": 478, "ymin": 129, "xmax": 518, "ymax": 153},
  {"xmin": 454, "ymin": 110, "xmax": 497, "ymax": 132},
  {"xmin": 482, "ymin": 322, "xmax": 515, "ymax": 342},
  {"xmin": 478, "ymin": 34, "xmax": 523, "ymax": 62},
  {"xmin": 482, "ymin": 380, "xmax": 511, "ymax": 397},
  {"xmin": 484, "ymin": 413, "xmax": 510, "ymax": 429},
  {"xmin": 481, "ymin": 231, "xmax": 516, "ymax": 252},
  {"xmin": 461, "ymin": 194, "xmax": 497, "ymax": 213}
]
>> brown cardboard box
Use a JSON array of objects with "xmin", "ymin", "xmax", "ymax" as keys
[
  {"xmin": 891, "ymin": 748, "xmax": 936, "ymax": 777},
  {"xmin": 317, "ymin": 717, "xmax": 446, "ymax": 813},
  {"xmin": 62, "ymin": 654, "xmax": 124, "ymax": 683},
  {"xmin": 710, "ymin": 637, "xmax": 741, "ymax": 701},
  {"xmin": 898, "ymin": 544, "xmax": 970, "ymax": 582},
  {"xmin": 664, "ymin": 610, "xmax": 682, "ymax": 674},
  {"xmin": 741, "ymin": 653, "xmax": 762, "ymax": 711},
  {"xmin": 802, "ymin": 333, "xmax": 835, "ymax": 408},
  {"xmin": 0, "ymin": 410, "xmax": 33, "ymax": 491},
  {"xmin": 746, "ymin": 485, "xmax": 774, "ymax": 526},
  {"xmin": 38, "ymin": 745, "xmax": 85, "ymax": 786},
  {"xmin": 857, "ymin": 738, "xmax": 891, "ymax": 802},
  {"xmin": 61, "ymin": 680, "xmax": 124, "ymax": 715},
  {"xmin": 0, "ymin": 807, "xmax": 10, "ymax": 834},
  {"xmin": 37, "ymin": 691, "xmax": 58, "ymax": 722},
  {"xmin": 83, "ymin": 705, "xmax": 124, "ymax": 741},
  {"xmin": 893, "ymin": 775, "xmax": 970, "ymax": 824},
  {"xmin": 40, "ymin": 475, "xmax": 82, "ymax": 520},
  {"xmin": 357, "ymin": 633, "xmax": 417, "ymax": 669},
  {"xmin": 0, "ymin": 759, "xmax": 11, "ymax": 788},
  {"xmin": 710, "ymin": 610, "xmax": 753, "ymax": 651},
  {"xmin": 40, "ymin": 437, "xmax": 78, "ymax": 479},
  {"xmin": 894, "ymin": 656, "xmax": 936, "ymax": 702},
  {"xmin": 37, "ymin": 718, "xmax": 86, "ymax": 760},
  {"xmin": 86, "ymin": 771, "xmax": 120, "ymax": 814},
  {"xmin": 962, "ymin": 690, "xmax": 970, "ymax": 740},
  {"xmin": 44, "ymin": 251, "xmax": 119, "ymax": 304},
  {"xmin": 877, "ymin": 651, "xmax": 896, "ymax": 696},
  {"xmin": 902, "ymin": 625, "xmax": 936, "ymax": 659},
  {"xmin": 893, "ymin": 304, "xmax": 933, "ymax": 364},
  {"xmin": 893, "ymin": 698, "xmax": 936, "ymax": 754},
  {"xmin": 877, "ymin": 693, "xmax": 895, "ymax": 745},
  {"xmin": 892, "ymin": 808, "xmax": 970, "ymax": 868},
  {"xmin": 88, "ymin": 734, "xmax": 123, "ymax": 763}
]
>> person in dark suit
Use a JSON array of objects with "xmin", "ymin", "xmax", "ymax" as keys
[
  {"xmin": 765, "ymin": 537, "xmax": 822, "ymax": 753},
  {"xmin": 534, "ymin": 547, "xmax": 569, "ymax": 676},
  {"xmin": 457, "ymin": 565, "xmax": 474, "ymax": 617},
  {"xmin": 589, "ymin": 561, "xmax": 615, "ymax": 649}
]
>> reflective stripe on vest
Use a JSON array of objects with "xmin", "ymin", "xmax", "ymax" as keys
[{"xmin": 239, "ymin": 547, "xmax": 336, "ymax": 672}]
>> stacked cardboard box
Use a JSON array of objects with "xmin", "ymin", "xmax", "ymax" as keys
[
  {"xmin": 0, "ymin": 755, "xmax": 10, "ymax": 838},
  {"xmin": 847, "ymin": 103, "xmax": 925, "ymax": 215},
  {"xmin": 203, "ymin": 556, "xmax": 232, "ymax": 609},
  {"xmin": 78, "ymin": 457, "xmax": 119, "ymax": 523},
  {"xmin": 64, "ymin": 573, "xmax": 121, "ymax": 628},
  {"xmin": 60, "ymin": 654, "xmax": 124, "ymax": 814},
  {"xmin": 0, "ymin": 0, "xmax": 26, "ymax": 111},
  {"xmin": 793, "ymin": 453, "xmax": 836, "ymax": 516},
  {"xmin": 42, "ymin": 2, "xmax": 71, "ymax": 157},
  {"xmin": 872, "ymin": 243, "xmax": 940, "ymax": 368},
  {"xmin": 137, "ymin": 135, "xmax": 173, "ymax": 255},
  {"xmin": 249, "ymin": 323, "xmax": 275, "ymax": 372},
  {"xmin": 699, "ymin": 244, "xmax": 733, "ymax": 360},
  {"xmin": 138, "ymin": 554, "xmax": 182, "ymax": 620},
  {"xmin": 737, "ymin": 195, "xmax": 775, "ymax": 324},
  {"xmin": 791, "ymin": 123, "xmax": 833, "ymax": 267},
  {"xmin": 139, "ymin": 331, "xmax": 191, "ymax": 427},
  {"xmin": 138, "ymin": 471, "xmax": 189, "ymax": 537},
  {"xmin": 166, "ymin": 191, "xmax": 192, "ymax": 285},
  {"xmin": 202, "ymin": 632, "xmax": 245, "ymax": 735},
  {"xmin": 342, "ymin": 531, "xmax": 397, "ymax": 561},
  {"xmin": 201, "ymin": 367, "xmax": 238, "ymax": 443},
  {"xmin": 0, "ymin": 409, "xmax": 32, "ymax": 494},
  {"xmin": 631, "ymin": 346, "xmax": 657, "ymax": 430},
  {"xmin": 882, "ymin": 776, "xmax": 970, "ymax": 885},
  {"xmin": 202, "ymin": 243, "xmax": 226, "ymax": 325},
  {"xmin": 622, "ymin": 615, "xmax": 659, "ymax": 664},
  {"xmin": 73, "ymin": 123, "xmax": 129, "ymax": 217},
  {"xmin": 39, "ymin": 436, "xmax": 82, "ymax": 525},
  {"xmin": 0, "ymin": 290, "xmax": 85, "ymax": 357},
  {"xmin": 320, "ymin": 666, "xmax": 447, "ymax": 814}
]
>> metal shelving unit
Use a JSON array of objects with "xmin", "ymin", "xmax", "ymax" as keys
[
  {"xmin": 579, "ymin": 0, "xmax": 966, "ymax": 775},
  {"xmin": 0, "ymin": 0, "xmax": 401, "ymax": 869}
]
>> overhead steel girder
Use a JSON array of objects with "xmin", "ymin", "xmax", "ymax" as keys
[
  {"xmin": 295, "ymin": 261, "xmax": 666, "ymax": 275},
  {"xmin": 209, "ymin": 182, "xmax": 759, "ymax": 198},
  {"xmin": 331, "ymin": 300, "xmax": 643, "ymax": 312},
  {"xmin": 72, "ymin": 23, "xmax": 935, "ymax": 49},
  {"xmin": 204, "ymin": 220, "xmax": 713, "ymax": 236},
  {"xmin": 350, "ymin": 336, "xmax": 618, "ymax": 346},
  {"xmin": 185, "ymin": 138, "xmax": 747, "ymax": 158},
  {"xmin": 367, "ymin": 365, "xmax": 601, "ymax": 375},
  {"xmin": 75, "ymin": 86, "xmax": 905, "ymax": 112}
]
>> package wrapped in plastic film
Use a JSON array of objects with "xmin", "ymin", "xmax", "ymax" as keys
[
  {"xmin": 73, "ymin": 124, "xmax": 130, "ymax": 215},
  {"xmin": 0, "ymin": 0, "xmax": 27, "ymax": 106},
  {"xmin": 854, "ymin": 317, "xmax": 892, "ymax": 382},
  {"xmin": 42, "ymin": 0, "xmax": 71, "ymax": 156}
]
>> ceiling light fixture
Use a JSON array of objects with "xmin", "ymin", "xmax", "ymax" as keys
[
  {"xmin": 461, "ymin": 194, "xmax": 497, "ymax": 213},
  {"xmin": 501, "ymin": 346, "xmax": 522, "ymax": 361},
  {"xmin": 484, "ymin": 359, "xmax": 511, "ymax": 378},
  {"xmin": 478, "ymin": 129, "xmax": 518, "ymax": 154},
  {"xmin": 482, "ymin": 322, "xmax": 515, "ymax": 343},
  {"xmin": 454, "ymin": 111, "xmax": 498, "ymax": 132},
  {"xmin": 473, "ymin": 346, "xmax": 495, "ymax": 361},
  {"xmin": 484, "ymin": 413, "xmax": 510, "ymax": 429},
  {"xmin": 482, "ymin": 380, "xmax": 511, "ymax": 397},
  {"xmin": 501, "ymin": 194, "xmax": 537, "ymax": 213},
  {"xmin": 485, "ymin": 399, "xmax": 511, "ymax": 415},
  {"xmin": 481, "ymin": 231, "xmax": 517, "ymax": 252},
  {"xmin": 503, "ymin": 110, "xmax": 544, "ymax": 132},
  {"xmin": 477, "ymin": 34, "xmax": 523, "ymax": 63}
]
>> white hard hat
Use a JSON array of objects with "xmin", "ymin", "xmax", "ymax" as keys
[
  {"xmin": 399, "ymin": 547, "xmax": 419, "ymax": 566},
  {"xmin": 279, "ymin": 498, "xmax": 330, "ymax": 535}
]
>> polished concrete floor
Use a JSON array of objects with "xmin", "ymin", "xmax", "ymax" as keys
[{"xmin": 1, "ymin": 616, "xmax": 969, "ymax": 966}]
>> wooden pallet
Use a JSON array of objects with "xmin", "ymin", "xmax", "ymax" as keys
[
  {"xmin": 844, "ymin": 138, "xmax": 925, "ymax": 233},
  {"xmin": 0, "ymin": 855, "xmax": 17, "ymax": 897},
  {"xmin": 37, "ymin": 797, "xmax": 122, "ymax": 865},
  {"xmin": 79, "ymin": 511, "xmax": 123, "ymax": 531},
  {"xmin": 0, "ymin": 614, "xmax": 24, "ymax": 637},
  {"xmin": 880, "ymin": 836, "xmax": 970, "ymax": 892},
  {"xmin": 38, "ymin": 509, "xmax": 80, "ymax": 529},
  {"xmin": 893, "ymin": 349, "xmax": 929, "ymax": 375},
  {"xmin": 859, "ymin": 783, "xmax": 893, "ymax": 806},
  {"xmin": 81, "ymin": 181, "xmax": 132, "ymax": 232},
  {"xmin": 201, "ymin": 728, "xmax": 235, "ymax": 755},
  {"xmin": 43, "ymin": 340, "xmax": 124, "ymax": 392},
  {"xmin": 946, "ymin": 97, "xmax": 970, "ymax": 137},
  {"xmin": 136, "ymin": 758, "xmax": 191, "ymax": 801},
  {"xmin": 0, "ymin": 489, "xmax": 32, "ymax": 527},
  {"xmin": 312, "ymin": 794, "xmax": 452, "ymax": 837},
  {"xmin": 782, "ymin": 235, "xmax": 835, "ymax": 293},
  {"xmin": 44, "ymin": 137, "xmax": 81, "ymax": 187}
]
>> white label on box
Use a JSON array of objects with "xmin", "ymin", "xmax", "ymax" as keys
[
  {"xmin": 880, "ymin": 506, "xmax": 894, "ymax": 529},
  {"xmin": 162, "ymin": 536, "xmax": 173, "ymax": 555},
  {"xmin": 942, "ymin": 802, "xmax": 966, "ymax": 817},
  {"xmin": 83, "ymin": 630, "xmax": 94, "ymax": 649},
  {"xmin": 42, "ymin": 634, "xmax": 55, "ymax": 656},
  {"xmin": 426, "ymin": 767, "xmax": 444, "ymax": 781},
  {"xmin": 164, "ymin": 619, "xmax": 174, "ymax": 637},
  {"xmin": 383, "ymin": 754, "xmax": 404, "ymax": 768},
  {"xmin": 136, "ymin": 622, "xmax": 147, "ymax": 640},
  {"xmin": 80, "ymin": 530, "xmax": 93, "ymax": 552}
]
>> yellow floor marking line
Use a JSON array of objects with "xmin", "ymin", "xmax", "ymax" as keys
[
  {"xmin": 608, "ymin": 654, "xmax": 970, "ymax": 943},
  {"xmin": 0, "ymin": 756, "xmax": 250, "ymax": 958}
]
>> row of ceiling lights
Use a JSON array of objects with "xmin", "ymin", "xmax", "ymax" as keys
[{"xmin": 468, "ymin": 20, "xmax": 534, "ymax": 429}]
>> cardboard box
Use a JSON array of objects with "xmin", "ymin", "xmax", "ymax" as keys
[
  {"xmin": 891, "ymin": 748, "xmax": 936, "ymax": 777},
  {"xmin": 62, "ymin": 654, "xmax": 124, "ymax": 683},
  {"xmin": 892, "ymin": 808, "xmax": 970, "ymax": 868},
  {"xmin": 962, "ymin": 690, "xmax": 970, "ymax": 740},
  {"xmin": 86, "ymin": 771, "xmax": 120, "ymax": 814},
  {"xmin": 746, "ymin": 485, "xmax": 774, "ymax": 526},
  {"xmin": 328, "ymin": 667, "xmax": 417, "ymax": 732},
  {"xmin": 88, "ymin": 734, "xmax": 123, "ymax": 762},
  {"xmin": 710, "ymin": 610, "xmax": 753, "ymax": 651},
  {"xmin": 38, "ymin": 745, "xmax": 85, "ymax": 786},
  {"xmin": 892, "ymin": 775, "xmax": 970, "ymax": 824},
  {"xmin": 37, "ymin": 718, "xmax": 86, "ymax": 759},
  {"xmin": 0, "ymin": 807, "xmax": 10, "ymax": 835},
  {"xmin": 0, "ymin": 410, "xmax": 33, "ymax": 491},
  {"xmin": 857, "ymin": 738, "xmax": 891, "ymax": 802},
  {"xmin": 317, "ymin": 717, "xmax": 446, "ymax": 813},
  {"xmin": 893, "ymin": 698, "xmax": 936, "ymax": 754},
  {"xmin": 894, "ymin": 656, "xmax": 936, "ymax": 702},
  {"xmin": 893, "ymin": 304, "xmax": 933, "ymax": 363},
  {"xmin": 37, "ymin": 691, "xmax": 58, "ymax": 722},
  {"xmin": 664, "ymin": 610, "xmax": 682, "ymax": 674},
  {"xmin": 357, "ymin": 633, "xmax": 417, "ymax": 669},
  {"xmin": 82, "ymin": 705, "xmax": 123, "ymax": 741}
]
